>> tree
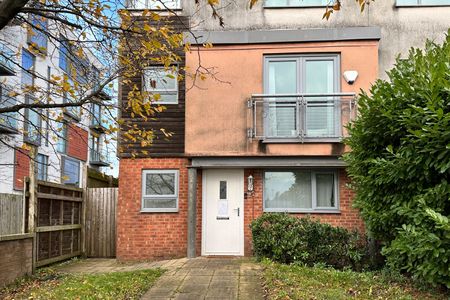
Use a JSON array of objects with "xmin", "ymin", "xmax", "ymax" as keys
[{"xmin": 344, "ymin": 32, "xmax": 450, "ymax": 287}]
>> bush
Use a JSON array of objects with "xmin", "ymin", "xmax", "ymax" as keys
[
  {"xmin": 344, "ymin": 32, "xmax": 450, "ymax": 287},
  {"xmin": 251, "ymin": 213, "xmax": 367, "ymax": 270}
]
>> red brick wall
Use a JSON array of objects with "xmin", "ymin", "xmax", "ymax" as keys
[
  {"xmin": 243, "ymin": 168, "xmax": 364, "ymax": 256},
  {"xmin": 0, "ymin": 237, "xmax": 33, "ymax": 288},
  {"xmin": 117, "ymin": 158, "xmax": 190, "ymax": 261},
  {"xmin": 67, "ymin": 125, "xmax": 88, "ymax": 161},
  {"xmin": 14, "ymin": 149, "xmax": 30, "ymax": 190}
]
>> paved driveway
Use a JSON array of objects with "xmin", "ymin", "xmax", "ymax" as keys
[{"xmin": 56, "ymin": 257, "xmax": 264, "ymax": 300}]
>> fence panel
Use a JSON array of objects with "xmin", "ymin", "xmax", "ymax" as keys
[
  {"xmin": 0, "ymin": 193, "xmax": 24, "ymax": 236},
  {"xmin": 85, "ymin": 188, "xmax": 117, "ymax": 257}
]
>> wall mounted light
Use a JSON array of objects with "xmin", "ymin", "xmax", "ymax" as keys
[
  {"xmin": 343, "ymin": 70, "xmax": 359, "ymax": 85},
  {"xmin": 247, "ymin": 175, "xmax": 254, "ymax": 193}
]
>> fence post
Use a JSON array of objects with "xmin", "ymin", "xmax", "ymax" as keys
[{"xmin": 27, "ymin": 145, "xmax": 37, "ymax": 272}]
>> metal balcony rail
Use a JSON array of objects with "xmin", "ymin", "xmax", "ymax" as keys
[
  {"xmin": 0, "ymin": 85, "xmax": 18, "ymax": 133},
  {"xmin": 90, "ymin": 149, "xmax": 109, "ymax": 166},
  {"xmin": 248, "ymin": 93, "xmax": 357, "ymax": 142}
]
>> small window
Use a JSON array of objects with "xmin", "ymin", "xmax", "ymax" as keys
[
  {"xmin": 396, "ymin": 0, "xmax": 450, "ymax": 6},
  {"xmin": 21, "ymin": 49, "xmax": 35, "ymax": 87},
  {"xmin": 56, "ymin": 122, "xmax": 67, "ymax": 153},
  {"xmin": 28, "ymin": 15, "xmax": 48, "ymax": 53},
  {"xmin": 24, "ymin": 95, "xmax": 42, "ymax": 145},
  {"xmin": 59, "ymin": 39, "xmax": 69, "ymax": 73},
  {"xmin": 36, "ymin": 154, "xmax": 48, "ymax": 181},
  {"xmin": 62, "ymin": 157, "xmax": 80, "ymax": 186},
  {"xmin": 129, "ymin": 0, "xmax": 181, "ymax": 9},
  {"xmin": 143, "ymin": 66, "xmax": 179, "ymax": 104},
  {"xmin": 263, "ymin": 170, "xmax": 338, "ymax": 212},
  {"xmin": 142, "ymin": 170, "xmax": 179, "ymax": 212},
  {"xmin": 265, "ymin": 0, "xmax": 330, "ymax": 8}
]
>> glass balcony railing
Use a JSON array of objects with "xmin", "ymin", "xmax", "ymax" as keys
[
  {"xmin": 248, "ymin": 93, "xmax": 357, "ymax": 142},
  {"xmin": 0, "ymin": 85, "xmax": 18, "ymax": 133},
  {"xmin": 90, "ymin": 149, "xmax": 109, "ymax": 166},
  {"xmin": 0, "ymin": 43, "xmax": 15, "ymax": 76}
]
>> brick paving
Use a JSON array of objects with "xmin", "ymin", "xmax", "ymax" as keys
[{"xmin": 55, "ymin": 257, "xmax": 265, "ymax": 300}]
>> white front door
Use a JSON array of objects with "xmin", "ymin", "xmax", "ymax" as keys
[{"xmin": 202, "ymin": 169, "xmax": 244, "ymax": 256}]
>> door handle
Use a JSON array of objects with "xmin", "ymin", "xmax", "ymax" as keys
[{"xmin": 235, "ymin": 207, "xmax": 240, "ymax": 217}]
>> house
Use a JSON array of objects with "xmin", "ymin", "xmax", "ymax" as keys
[
  {"xmin": 117, "ymin": 0, "xmax": 450, "ymax": 260},
  {"xmin": 0, "ymin": 18, "xmax": 113, "ymax": 194}
]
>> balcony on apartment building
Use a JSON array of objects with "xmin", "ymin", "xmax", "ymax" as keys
[
  {"xmin": 89, "ymin": 148, "xmax": 109, "ymax": 167},
  {"xmin": 0, "ymin": 85, "xmax": 19, "ymax": 134},
  {"xmin": 0, "ymin": 43, "xmax": 15, "ymax": 76},
  {"xmin": 248, "ymin": 93, "xmax": 357, "ymax": 143},
  {"xmin": 89, "ymin": 103, "xmax": 108, "ymax": 133}
]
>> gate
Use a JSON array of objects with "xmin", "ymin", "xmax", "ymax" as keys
[{"xmin": 85, "ymin": 188, "xmax": 118, "ymax": 257}]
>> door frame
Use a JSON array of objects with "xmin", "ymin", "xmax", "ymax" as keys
[{"xmin": 201, "ymin": 168, "xmax": 245, "ymax": 256}]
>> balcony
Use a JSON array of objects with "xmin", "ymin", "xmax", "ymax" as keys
[
  {"xmin": 89, "ymin": 149, "xmax": 109, "ymax": 167},
  {"xmin": 90, "ymin": 103, "xmax": 107, "ymax": 133},
  {"xmin": 248, "ymin": 93, "xmax": 357, "ymax": 143},
  {"xmin": 0, "ymin": 85, "xmax": 19, "ymax": 134},
  {"xmin": 0, "ymin": 43, "xmax": 15, "ymax": 76}
]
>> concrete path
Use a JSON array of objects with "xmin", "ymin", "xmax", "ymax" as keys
[
  {"xmin": 55, "ymin": 257, "xmax": 265, "ymax": 300},
  {"xmin": 142, "ymin": 257, "xmax": 264, "ymax": 300}
]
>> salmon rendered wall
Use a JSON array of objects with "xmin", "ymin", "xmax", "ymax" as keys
[{"xmin": 185, "ymin": 41, "xmax": 379, "ymax": 157}]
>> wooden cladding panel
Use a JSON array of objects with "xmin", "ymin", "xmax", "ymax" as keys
[{"xmin": 119, "ymin": 16, "xmax": 188, "ymax": 158}]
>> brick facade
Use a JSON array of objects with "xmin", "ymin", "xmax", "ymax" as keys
[
  {"xmin": 0, "ymin": 237, "xmax": 33, "ymax": 287},
  {"xmin": 13, "ymin": 149, "xmax": 30, "ymax": 190},
  {"xmin": 117, "ymin": 158, "xmax": 363, "ymax": 261},
  {"xmin": 117, "ymin": 158, "xmax": 190, "ymax": 261},
  {"xmin": 67, "ymin": 125, "xmax": 88, "ymax": 162}
]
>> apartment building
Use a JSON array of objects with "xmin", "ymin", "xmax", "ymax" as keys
[
  {"xmin": 0, "ymin": 18, "xmax": 112, "ymax": 194},
  {"xmin": 117, "ymin": 0, "xmax": 450, "ymax": 260}
]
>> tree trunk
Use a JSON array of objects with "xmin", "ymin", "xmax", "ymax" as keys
[{"xmin": 0, "ymin": 0, "xmax": 29, "ymax": 30}]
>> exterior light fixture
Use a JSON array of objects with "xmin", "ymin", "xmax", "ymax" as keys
[
  {"xmin": 343, "ymin": 70, "xmax": 358, "ymax": 85},
  {"xmin": 247, "ymin": 175, "xmax": 254, "ymax": 192}
]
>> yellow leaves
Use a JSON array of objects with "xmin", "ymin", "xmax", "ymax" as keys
[
  {"xmin": 208, "ymin": 0, "xmax": 220, "ymax": 5},
  {"xmin": 249, "ymin": 0, "xmax": 259, "ymax": 9},
  {"xmin": 203, "ymin": 42, "xmax": 213, "ymax": 49}
]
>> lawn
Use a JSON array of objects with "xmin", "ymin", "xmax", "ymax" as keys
[
  {"xmin": 0, "ymin": 267, "xmax": 164, "ymax": 300},
  {"xmin": 262, "ymin": 260, "xmax": 448, "ymax": 300}
]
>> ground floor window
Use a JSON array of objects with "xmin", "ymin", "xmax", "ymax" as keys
[
  {"xmin": 36, "ymin": 153, "xmax": 48, "ymax": 181},
  {"xmin": 141, "ymin": 170, "xmax": 179, "ymax": 212},
  {"xmin": 62, "ymin": 157, "xmax": 80, "ymax": 186},
  {"xmin": 263, "ymin": 169, "xmax": 338, "ymax": 212}
]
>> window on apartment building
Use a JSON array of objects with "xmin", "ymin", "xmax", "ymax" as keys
[
  {"xmin": 89, "ymin": 134, "xmax": 101, "ymax": 161},
  {"xmin": 24, "ymin": 95, "xmax": 42, "ymax": 145},
  {"xmin": 396, "ymin": 0, "xmax": 450, "ymax": 5},
  {"xmin": 57, "ymin": 122, "xmax": 67, "ymax": 153},
  {"xmin": 265, "ymin": 0, "xmax": 329, "ymax": 8},
  {"xmin": 59, "ymin": 39, "xmax": 70, "ymax": 73},
  {"xmin": 141, "ymin": 170, "xmax": 179, "ymax": 212},
  {"xmin": 263, "ymin": 170, "xmax": 338, "ymax": 212},
  {"xmin": 28, "ymin": 15, "xmax": 48, "ymax": 53},
  {"xmin": 143, "ymin": 66, "xmax": 179, "ymax": 104},
  {"xmin": 21, "ymin": 49, "xmax": 35, "ymax": 87},
  {"xmin": 36, "ymin": 154, "xmax": 48, "ymax": 181},
  {"xmin": 62, "ymin": 156, "xmax": 80, "ymax": 186},
  {"xmin": 129, "ymin": 0, "xmax": 181, "ymax": 9},
  {"xmin": 264, "ymin": 54, "xmax": 339, "ymax": 138},
  {"xmin": 0, "ymin": 84, "xmax": 18, "ymax": 132}
]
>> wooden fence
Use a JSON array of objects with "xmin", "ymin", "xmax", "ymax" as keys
[
  {"xmin": 33, "ymin": 181, "xmax": 83, "ymax": 267},
  {"xmin": 85, "ymin": 188, "xmax": 118, "ymax": 257},
  {"xmin": 0, "ymin": 193, "xmax": 24, "ymax": 236}
]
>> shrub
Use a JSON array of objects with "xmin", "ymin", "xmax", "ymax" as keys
[
  {"xmin": 250, "ymin": 213, "xmax": 367, "ymax": 270},
  {"xmin": 344, "ymin": 32, "xmax": 450, "ymax": 287}
]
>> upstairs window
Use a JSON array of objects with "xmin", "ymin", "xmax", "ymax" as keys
[
  {"xmin": 24, "ymin": 95, "xmax": 42, "ymax": 145},
  {"xmin": 396, "ymin": 0, "xmax": 450, "ymax": 5},
  {"xmin": 62, "ymin": 157, "xmax": 80, "ymax": 186},
  {"xmin": 59, "ymin": 39, "xmax": 70, "ymax": 73},
  {"xmin": 129, "ymin": 0, "xmax": 181, "ymax": 9},
  {"xmin": 0, "ymin": 84, "xmax": 18, "ymax": 132},
  {"xmin": 28, "ymin": 15, "xmax": 48, "ymax": 53},
  {"xmin": 56, "ymin": 122, "xmax": 67, "ymax": 153},
  {"xmin": 143, "ymin": 66, "xmax": 179, "ymax": 104},
  {"xmin": 21, "ymin": 49, "xmax": 35, "ymax": 87},
  {"xmin": 265, "ymin": 0, "xmax": 329, "ymax": 8},
  {"xmin": 36, "ymin": 154, "xmax": 48, "ymax": 181}
]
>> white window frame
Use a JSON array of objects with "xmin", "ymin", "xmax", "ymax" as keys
[
  {"xmin": 141, "ymin": 169, "xmax": 179, "ymax": 212},
  {"xmin": 128, "ymin": 0, "xmax": 182, "ymax": 10},
  {"xmin": 263, "ymin": 169, "xmax": 339, "ymax": 213},
  {"xmin": 396, "ymin": 0, "xmax": 450, "ymax": 6},
  {"xmin": 143, "ymin": 66, "xmax": 179, "ymax": 104},
  {"xmin": 264, "ymin": 0, "xmax": 330, "ymax": 8}
]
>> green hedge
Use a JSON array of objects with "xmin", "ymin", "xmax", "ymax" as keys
[{"xmin": 251, "ymin": 213, "xmax": 367, "ymax": 270}]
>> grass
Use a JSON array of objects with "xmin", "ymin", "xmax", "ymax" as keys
[
  {"xmin": 262, "ymin": 260, "xmax": 448, "ymax": 300},
  {"xmin": 0, "ymin": 267, "xmax": 164, "ymax": 300}
]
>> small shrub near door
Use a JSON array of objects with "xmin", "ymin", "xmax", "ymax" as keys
[{"xmin": 251, "ymin": 213, "xmax": 367, "ymax": 270}]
